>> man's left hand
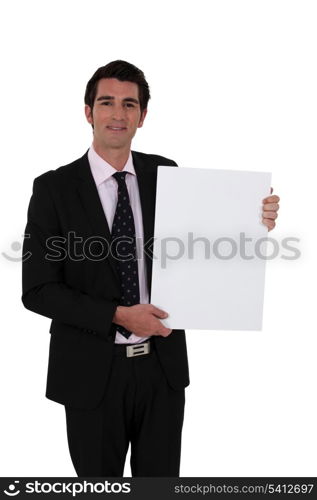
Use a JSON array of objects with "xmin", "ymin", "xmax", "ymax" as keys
[{"xmin": 262, "ymin": 187, "xmax": 280, "ymax": 231}]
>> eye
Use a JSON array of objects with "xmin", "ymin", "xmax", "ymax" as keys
[{"xmin": 101, "ymin": 101, "xmax": 111, "ymax": 106}]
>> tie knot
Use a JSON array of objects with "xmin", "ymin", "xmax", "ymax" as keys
[{"xmin": 113, "ymin": 171, "xmax": 128, "ymax": 184}]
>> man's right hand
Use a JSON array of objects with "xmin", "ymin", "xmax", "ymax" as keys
[{"xmin": 113, "ymin": 304, "xmax": 172, "ymax": 337}]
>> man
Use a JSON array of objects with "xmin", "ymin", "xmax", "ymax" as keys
[{"xmin": 21, "ymin": 60, "xmax": 280, "ymax": 477}]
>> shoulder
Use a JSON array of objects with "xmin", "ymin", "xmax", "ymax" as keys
[
  {"xmin": 32, "ymin": 149, "xmax": 179, "ymax": 187},
  {"xmin": 32, "ymin": 151, "xmax": 89, "ymax": 187},
  {"xmin": 132, "ymin": 150, "xmax": 178, "ymax": 168}
]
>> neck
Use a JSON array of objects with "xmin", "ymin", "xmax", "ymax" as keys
[{"xmin": 92, "ymin": 141, "xmax": 131, "ymax": 170}]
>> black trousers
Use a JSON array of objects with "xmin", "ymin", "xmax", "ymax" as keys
[{"xmin": 64, "ymin": 339, "xmax": 185, "ymax": 477}]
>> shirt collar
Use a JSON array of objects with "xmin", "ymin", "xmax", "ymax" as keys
[{"xmin": 88, "ymin": 144, "xmax": 136, "ymax": 187}]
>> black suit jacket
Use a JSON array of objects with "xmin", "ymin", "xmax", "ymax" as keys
[{"xmin": 22, "ymin": 150, "xmax": 190, "ymax": 409}]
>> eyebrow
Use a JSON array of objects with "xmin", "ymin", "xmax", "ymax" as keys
[{"xmin": 96, "ymin": 95, "xmax": 139, "ymax": 105}]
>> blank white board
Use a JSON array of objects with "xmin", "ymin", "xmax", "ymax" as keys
[{"xmin": 151, "ymin": 166, "xmax": 272, "ymax": 330}]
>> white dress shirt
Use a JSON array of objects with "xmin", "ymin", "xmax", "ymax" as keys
[{"xmin": 88, "ymin": 145, "xmax": 150, "ymax": 344}]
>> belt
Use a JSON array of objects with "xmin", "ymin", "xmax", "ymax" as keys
[{"xmin": 113, "ymin": 338, "xmax": 153, "ymax": 358}]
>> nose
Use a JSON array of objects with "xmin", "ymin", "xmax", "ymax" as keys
[{"xmin": 111, "ymin": 104, "xmax": 126, "ymax": 121}]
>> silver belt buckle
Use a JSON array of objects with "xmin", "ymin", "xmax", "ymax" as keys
[{"xmin": 126, "ymin": 342, "xmax": 150, "ymax": 358}]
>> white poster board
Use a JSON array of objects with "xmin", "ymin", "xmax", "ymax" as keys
[{"xmin": 151, "ymin": 166, "xmax": 272, "ymax": 330}]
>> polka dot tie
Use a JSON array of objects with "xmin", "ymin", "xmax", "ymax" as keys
[{"xmin": 111, "ymin": 171, "xmax": 140, "ymax": 339}]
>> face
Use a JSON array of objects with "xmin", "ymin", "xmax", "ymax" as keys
[{"xmin": 85, "ymin": 78, "xmax": 147, "ymax": 153}]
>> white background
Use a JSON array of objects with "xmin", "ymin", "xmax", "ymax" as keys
[{"xmin": 0, "ymin": 0, "xmax": 316, "ymax": 477}]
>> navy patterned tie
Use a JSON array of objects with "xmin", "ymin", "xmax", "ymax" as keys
[{"xmin": 111, "ymin": 171, "xmax": 140, "ymax": 339}]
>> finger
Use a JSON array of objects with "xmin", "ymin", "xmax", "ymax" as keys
[
  {"xmin": 262, "ymin": 211, "xmax": 278, "ymax": 220},
  {"xmin": 263, "ymin": 203, "xmax": 279, "ymax": 211},
  {"xmin": 158, "ymin": 328, "xmax": 172, "ymax": 337},
  {"xmin": 262, "ymin": 219, "xmax": 276, "ymax": 231},
  {"xmin": 155, "ymin": 320, "xmax": 172, "ymax": 335},
  {"xmin": 158, "ymin": 321, "xmax": 172, "ymax": 333},
  {"xmin": 262, "ymin": 195, "xmax": 280, "ymax": 203},
  {"xmin": 151, "ymin": 306, "xmax": 169, "ymax": 318}
]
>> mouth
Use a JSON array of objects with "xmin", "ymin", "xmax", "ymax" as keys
[{"xmin": 106, "ymin": 126, "xmax": 127, "ymax": 132}]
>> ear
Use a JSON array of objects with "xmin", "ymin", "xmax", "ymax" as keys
[
  {"xmin": 84, "ymin": 105, "xmax": 93, "ymax": 125},
  {"xmin": 138, "ymin": 108, "xmax": 147, "ymax": 128}
]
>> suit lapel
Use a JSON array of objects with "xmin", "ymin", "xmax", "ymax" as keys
[
  {"xmin": 132, "ymin": 151, "xmax": 158, "ymax": 295},
  {"xmin": 74, "ymin": 150, "xmax": 158, "ymax": 296},
  {"xmin": 74, "ymin": 152, "xmax": 120, "ymax": 281}
]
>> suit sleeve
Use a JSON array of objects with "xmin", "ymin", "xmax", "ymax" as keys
[{"xmin": 21, "ymin": 175, "xmax": 118, "ymax": 339}]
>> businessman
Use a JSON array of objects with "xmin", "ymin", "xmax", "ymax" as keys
[{"xmin": 21, "ymin": 60, "xmax": 280, "ymax": 477}]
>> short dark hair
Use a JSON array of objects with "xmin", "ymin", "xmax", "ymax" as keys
[{"xmin": 84, "ymin": 60, "xmax": 150, "ymax": 113}]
